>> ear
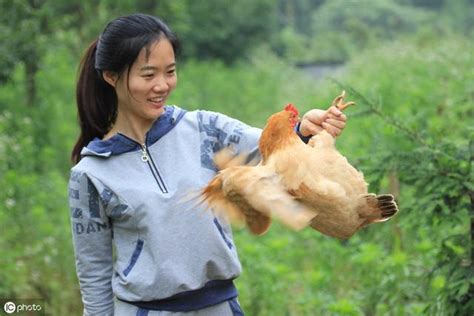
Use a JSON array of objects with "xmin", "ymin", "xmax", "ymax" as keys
[{"xmin": 102, "ymin": 70, "xmax": 118, "ymax": 87}]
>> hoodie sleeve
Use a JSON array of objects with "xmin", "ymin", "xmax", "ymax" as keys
[
  {"xmin": 68, "ymin": 170, "xmax": 114, "ymax": 316},
  {"xmin": 197, "ymin": 110, "xmax": 262, "ymax": 170}
]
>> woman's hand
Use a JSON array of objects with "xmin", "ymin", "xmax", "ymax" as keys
[{"xmin": 299, "ymin": 106, "xmax": 347, "ymax": 138}]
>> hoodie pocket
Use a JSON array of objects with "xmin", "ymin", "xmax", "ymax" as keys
[
  {"xmin": 213, "ymin": 218, "xmax": 233, "ymax": 250},
  {"xmin": 123, "ymin": 238, "xmax": 144, "ymax": 277}
]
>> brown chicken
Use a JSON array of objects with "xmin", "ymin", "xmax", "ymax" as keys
[{"xmin": 201, "ymin": 91, "xmax": 398, "ymax": 238}]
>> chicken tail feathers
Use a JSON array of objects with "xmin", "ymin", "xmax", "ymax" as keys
[
  {"xmin": 200, "ymin": 172, "xmax": 272, "ymax": 235},
  {"xmin": 200, "ymin": 175, "xmax": 248, "ymax": 223},
  {"xmin": 361, "ymin": 194, "xmax": 399, "ymax": 225},
  {"xmin": 201, "ymin": 176, "xmax": 222, "ymax": 204}
]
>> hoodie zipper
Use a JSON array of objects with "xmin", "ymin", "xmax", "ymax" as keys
[
  {"xmin": 140, "ymin": 143, "xmax": 168, "ymax": 193},
  {"xmin": 140, "ymin": 145, "xmax": 150, "ymax": 162},
  {"xmin": 118, "ymin": 133, "xmax": 168, "ymax": 194}
]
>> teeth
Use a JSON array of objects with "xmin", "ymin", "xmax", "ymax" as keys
[{"xmin": 149, "ymin": 97, "xmax": 164, "ymax": 102}]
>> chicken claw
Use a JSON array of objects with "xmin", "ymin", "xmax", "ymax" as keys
[{"xmin": 332, "ymin": 90, "xmax": 355, "ymax": 111}]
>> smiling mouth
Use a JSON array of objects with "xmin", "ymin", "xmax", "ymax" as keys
[
  {"xmin": 148, "ymin": 96, "xmax": 165, "ymax": 103},
  {"xmin": 147, "ymin": 96, "xmax": 167, "ymax": 108}
]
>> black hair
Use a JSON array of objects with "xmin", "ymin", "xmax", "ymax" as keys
[{"xmin": 72, "ymin": 13, "xmax": 180, "ymax": 163}]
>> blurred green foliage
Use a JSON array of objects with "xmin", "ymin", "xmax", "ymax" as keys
[
  {"xmin": 0, "ymin": 0, "xmax": 472, "ymax": 315},
  {"xmin": 280, "ymin": 0, "xmax": 474, "ymax": 64}
]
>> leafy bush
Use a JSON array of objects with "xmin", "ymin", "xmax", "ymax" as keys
[
  {"xmin": 309, "ymin": 0, "xmax": 432, "ymax": 63},
  {"xmin": 230, "ymin": 37, "xmax": 473, "ymax": 315},
  {"xmin": 0, "ymin": 46, "xmax": 81, "ymax": 314}
]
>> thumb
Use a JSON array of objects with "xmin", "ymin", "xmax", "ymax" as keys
[{"xmin": 305, "ymin": 109, "xmax": 328, "ymax": 125}]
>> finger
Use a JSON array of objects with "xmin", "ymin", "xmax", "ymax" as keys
[
  {"xmin": 324, "ymin": 118, "xmax": 346, "ymax": 129},
  {"xmin": 322, "ymin": 122, "xmax": 340, "ymax": 137},
  {"xmin": 305, "ymin": 110, "xmax": 327, "ymax": 125},
  {"xmin": 327, "ymin": 112, "xmax": 346, "ymax": 122},
  {"xmin": 303, "ymin": 124, "xmax": 324, "ymax": 136},
  {"xmin": 307, "ymin": 116, "xmax": 326, "ymax": 126},
  {"xmin": 328, "ymin": 106, "xmax": 342, "ymax": 117}
]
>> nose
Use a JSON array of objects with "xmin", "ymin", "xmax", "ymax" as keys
[{"xmin": 152, "ymin": 76, "xmax": 168, "ymax": 93}]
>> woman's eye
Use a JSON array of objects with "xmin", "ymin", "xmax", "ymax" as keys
[
  {"xmin": 143, "ymin": 74, "xmax": 154, "ymax": 79},
  {"xmin": 167, "ymin": 69, "xmax": 176, "ymax": 75}
]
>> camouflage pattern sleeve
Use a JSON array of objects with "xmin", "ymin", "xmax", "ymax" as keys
[
  {"xmin": 197, "ymin": 110, "xmax": 262, "ymax": 171},
  {"xmin": 68, "ymin": 170, "xmax": 114, "ymax": 316}
]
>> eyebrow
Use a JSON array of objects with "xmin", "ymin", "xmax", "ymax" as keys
[{"xmin": 140, "ymin": 63, "xmax": 176, "ymax": 71}]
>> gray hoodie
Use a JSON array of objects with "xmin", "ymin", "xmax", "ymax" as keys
[{"xmin": 68, "ymin": 105, "xmax": 261, "ymax": 315}]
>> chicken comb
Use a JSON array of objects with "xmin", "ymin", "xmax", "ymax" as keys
[{"xmin": 284, "ymin": 103, "xmax": 299, "ymax": 116}]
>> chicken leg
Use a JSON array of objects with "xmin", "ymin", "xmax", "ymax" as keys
[{"xmin": 332, "ymin": 90, "xmax": 355, "ymax": 111}]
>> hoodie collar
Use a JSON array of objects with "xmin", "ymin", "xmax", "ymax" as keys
[{"xmin": 81, "ymin": 105, "xmax": 186, "ymax": 158}]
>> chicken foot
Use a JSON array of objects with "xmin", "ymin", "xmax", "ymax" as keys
[{"xmin": 332, "ymin": 90, "xmax": 355, "ymax": 111}]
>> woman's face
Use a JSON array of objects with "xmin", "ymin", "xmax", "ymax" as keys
[{"xmin": 107, "ymin": 38, "xmax": 177, "ymax": 125}]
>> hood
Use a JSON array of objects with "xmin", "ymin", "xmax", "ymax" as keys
[{"xmin": 81, "ymin": 105, "xmax": 186, "ymax": 158}]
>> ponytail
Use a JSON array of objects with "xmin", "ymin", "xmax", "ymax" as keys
[{"xmin": 71, "ymin": 39, "xmax": 117, "ymax": 164}]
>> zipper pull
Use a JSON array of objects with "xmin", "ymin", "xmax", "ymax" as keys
[{"xmin": 141, "ymin": 144, "xmax": 149, "ymax": 162}]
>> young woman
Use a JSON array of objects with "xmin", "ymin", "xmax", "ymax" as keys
[{"xmin": 69, "ymin": 13, "xmax": 346, "ymax": 315}]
